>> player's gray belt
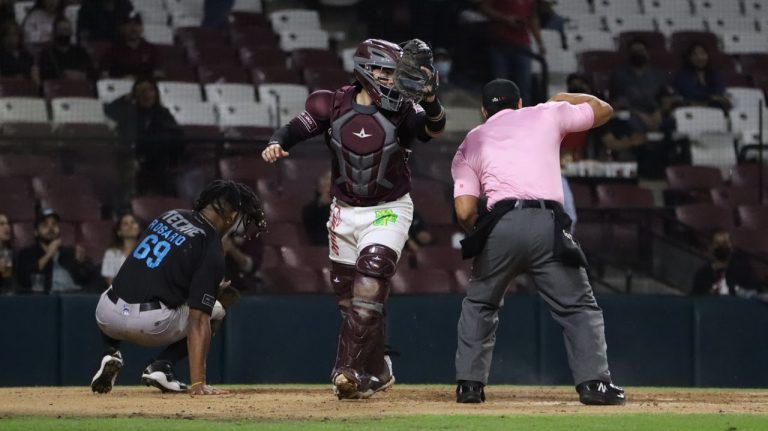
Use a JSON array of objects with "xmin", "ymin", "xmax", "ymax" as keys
[{"xmin": 106, "ymin": 288, "xmax": 162, "ymax": 312}]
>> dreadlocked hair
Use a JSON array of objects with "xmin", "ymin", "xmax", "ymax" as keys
[{"xmin": 194, "ymin": 179, "xmax": 267, "ymax": 235}]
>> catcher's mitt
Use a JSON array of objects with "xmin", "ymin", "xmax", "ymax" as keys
[{"xmin": 393, "ymin": 39, "xmax": 438, "ymax": 101}]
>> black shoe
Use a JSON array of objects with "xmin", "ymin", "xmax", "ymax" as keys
[
  {"xmin": 577, "ymin": 380, "xmax": 626, "ymax": 405},
  {"xmin": 456, "ymin": 380, "xmax": 485, "ymax": 403},
  {"xmin": 141, "ymin": 360, "xmax": 188, "ymax": 393}
]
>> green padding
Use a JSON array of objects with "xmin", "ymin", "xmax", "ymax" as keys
[
  {"xmin": 0, "ymin": 296, "xmax": 60, "ymax": 386},
  {"xmin": 224, "ymin": 296, "xmax": 338, "ymax": 383},
  {"xmin": 694, "ymin": 297, "xmax": 768, "ymax": 387}
]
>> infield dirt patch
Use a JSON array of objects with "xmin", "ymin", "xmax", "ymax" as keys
[{"xmin": 0, "ymin": 386, "xmax": 766, "ymax": 421}]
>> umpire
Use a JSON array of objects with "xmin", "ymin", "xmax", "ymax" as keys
[
  {"xmin": 90, "ymin": 180, "xmax": 265, "ymax": 396},
  {"xmin": 451, "ymin": 79, "xmax": 625, "ymax": 405}
]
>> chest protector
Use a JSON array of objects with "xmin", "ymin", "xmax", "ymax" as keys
[{"xmin": 328, "ymin": 86, "xmax": 410, "ymax": 198}]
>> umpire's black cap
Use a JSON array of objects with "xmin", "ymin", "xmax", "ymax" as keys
[{"xmin": 482, "ymin": 79, "xmax": 521, "ymax": 116}]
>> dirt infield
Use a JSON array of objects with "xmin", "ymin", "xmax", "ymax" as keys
[{"xmin": 0, "ymin": 386, "xmax": 766, "ymax": 420}]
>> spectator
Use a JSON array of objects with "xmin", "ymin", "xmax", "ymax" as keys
[
  {"xmin": 16, "ymin": 209, "xmax": 96, "ymax": 294},
  {"xmin": 0, "ymin": 22, "xmax": 39, "ymax": 83},
  {"xmin": 0, "ymin": 213, "xmax": 13, "ymax": 293},
  {"xmin": 100, "ymin": 213, "xmax": 141, "ymax": 286},
  {"xmin": 101, "ymin": 11, "xmax": 157, "ymax": 78},
  {"xmin": 691, "ymin": 228, "xmax": 763, "ymax": 296},
  {"xmin": 38, "ymin": 17, "xmax": 94, "ymax": 81},
  {"xmin": 560, "ymin": 74, "xmax": 593, "ymax": 160},
  {"xmin": 302, "ymin": 171, "xmax": 332, "ymax": 246},
  {"xmin": 431, "ymin": 48, "xmax": 480, "ymax": 107},
  {"xmin": 222, "ymin": 232, "xmax": 264, "ymax": 292},
  {"xmin": 481, "ymin": 0, "xmax": 545, "ymax": 105},
  {"xmin": 610, "ymin": 39, "xmax": 667, "ymax": 133},
  {"xmin": 0, "ymin": 0, "xmax": 16, "ymax": 28},
  {"xmin": 105, "ymin": 77, "xmax": 183, "ymax": 195},
  {"xmin": 21, "ymin": 0, "xmax": 63, "ymax": 45},
  {"xmin": 406, "ymin": 212, "xmax": 433, "ymax": 252},
  {"xmin": 672, "ymin": 43, "xmax": 731, "ymax": 112},
  {"xmin": 77, "ymin": 0, "xmax": 134, "ymax": 43}
]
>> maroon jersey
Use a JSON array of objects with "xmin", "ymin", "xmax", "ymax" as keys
[{"xmin": 273, "ymin": 85, "xmax": 430, "ymax": 207}]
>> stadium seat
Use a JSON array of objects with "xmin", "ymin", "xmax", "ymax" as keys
[
  {"xmin": 290, "ymin": 48, "xmax": 341, "ymax": 70},
  {"xmin": 414, "ymin": 246, "xmax": 467, "ymax": 271},
  {"xmin": 0, "ymin": 176, "xmax": 32, "ymax": 199},
  {"xmin": 710, "ymin": 186, "xmax": 760, "ymax": 208},
  {"xmin": 578, "ymin": 51, "xmax": 623, "ymax": 75},
  {"xmin": 198, "ymin": 64, "xmax": 250, "ymax": 84},
  {"xmin": 159, "ymin": 64, "xmax": 199, "ymax": 82},
  {"xmin": 721, "ymin": 32, "xmax": 768, "ymax": 54},
  {"xmin": 744, "ymin": 0, "xmax": 768, "ymax": 16},
  {"xmin": 155, "ymin": 45, "xmax": 189, "ymax": 69},
  {"xmin": 132, "ymin": 0, "xmax": 169, "ymax": 24},
  {"xmin": 666, "ymin": 165, "xmax": 723, "ymax": 190},
  {"xmin": 50, "ymin": 98, "xmax": 107, "ymax": 124},
  {"xmin": 302, "ymin": 68, "xmax": 351, "ymax": 91},
  {"xmin": 279, "ymin": 29, "xmax": 330, "ymax": 51},
  {"xmin": 604, "ymin": 15, "xmax": 656, "ymax": 34},
  {"xmin": 258, "ymin": 83, "xmax": 309, "ymax": 124},
  {"xmin": 32, "ymin": 175, "xmax": 96, "ymax": 199},
  {"xmin": 617, "ymin": 31, "xmax": 667, "ymax": 55},
  {"xmin": 79, "ymin": 219, "xmax": 115, "ymax": 261},
  {"xmin": 261, "ymin": 222, "xmax": 303, "ymax": 246},
  {"xmin": 230, "ymin": 26, "xmax": 279, "ymax": 49},
  {"xmin": 261, "ymin": 267, "xmax": 324, "ymax": 293},
  {"xmin": 186, "ymin": 44, "xmax": 239, "ymax": 66},
  {"xmin": 691, "ymin": 0, "xmax": 743, "ymax": 17},
  {"xmin": 216, "ymin": 101, "xmax": 273, "ymax": 129},
  {"xmin": 280, "ymin": 245, "xmax": 329, "ymax": 269},
  {"xmin": 157, "ymin": 81, "xmax": 203, "ymax": 104},
  {"xmin": 167, "ymin": 101, "xmax": 217, "ymax": 126},
  {"xmin": 564, "ymin": 31, "xmax": 613, "ymax": 54},
  {"xmin": 672, "ymin": 107, "xmax": 728, "ymax": 137},
  {"xmin": 143, "ymin": 24, "xmax": 175, "ymax": 45},
  {"xmin": 250, "ymin": 66, "xmax": 302, "ymax": 85},
  {"xmin": 219, "ymin": 155, "xmax": 277, "ymax": 181},
  {"xmin": 204, "ymin": 83, "xmax": 256, "ymax": 104},
  {"xmin": 738, "ymin": 205, "xmax": 768, "ymax": 229},
  {"xmin": 0, "ymin": 154, "xmax": 60, "ymax": 177},
  {"xmin": 0, "ymin": 195, "xmax": 35, "ymax": 222},
  {"xmin": 0, "ymin": 121, "xmax": 53, "ymax": 138},
  {"xmin": 96, "ymin": 79, "xmax": 133, "ymax": 103},
  {"xmin": 596, "ymin": 184, "xmax": 655, "ymax": 208},
  {"xmin": 593, "ymin": 0, "xmax": 641, "ymax": 15},
  {"xmin": 340, "ymin": 47, "xmax": 356, "ymax": 73},
  {"xmin": 42, "ymin": 79, "xmax": 95, "ymax": 99},
  {"xmin": 705, "ymin": 17, "xmax": 758, "ymax": 34},
  {"xmin": 131, "ymin": 196, "xmax": 191, "ymax": 223},
  {"xmin": 656, "ymin": 16, "xmax": 707, "ymax": 36},
  {"xmin": 269, "ymin": 9, "xmax": 321, "ymax": 32},
  {"xmin": 564, "ymin": 14, "xmax": 605, "ymax": 32},
  {"xmin": 731, "ymin": 164, "xmax": 767, "ymax": 188},
  {"xmin": 675, "ymin": 203, "xmax": 735, "ymax": 231},
  {"xmin": 175, "ymin": 26, "xmax": 228, "ymax": 49},
  {"xmin": 669, "ymin": 31, "xmax": 719, "ymax": 56},
  {"xmin": 263, "ymin": 200, "xmax": 303, "ymax": 224},
  {"xmin": 13, "ymin": 221, "xmax": 76, "ymax": 248},
  {"xmin": 725, "ymin": 87, "xmax": 765, "ymax": 111},
  {"xmin": 0, "ymin": 78, "xmax": 39, "ymax": 97},
  {"xmin": 731, "ymin": 107, "xmax": 768, "ymax": 145},
  {"xmin": 730, "ymin": 227, "xmax": 768, "ymax": 254},
  {"xmin": 0, "ymin": 97, "xmax": 48, "ymax": 123},
  {"xmin": 644, "ymin": 0, "xmax": 692, "ymax": 17},
  {"xmin": 41, "ymin": 195, "xmax": 102, "ymax": 222},
  {"xmin": 233, "ymin": 0, "xmax": 263, "ymax": 13},
  {"xmin": 261, "ymin": 245, "xmax": 282, "ymax": 268},
  {"xmin": 238, "ymin": 46, "xmax": 286, "ymax": 68},
  {"xmin": 391, "ymin": 269, "xmax": 455, "ymax": 294},
  {"xmin": 281, "ymin": 159, "xmax": 330, "ymax": 183}
]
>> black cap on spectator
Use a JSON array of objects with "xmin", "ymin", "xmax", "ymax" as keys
[
  {"xmin": 35, "ymin": 208, "xmax": 60, "ymax": 227},
  {"xmin": 482, "ymin": 79, "xmax": 520, "ymax": 117}
]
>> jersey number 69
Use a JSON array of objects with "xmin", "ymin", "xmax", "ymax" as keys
[{"xmin": 133, "ymin": 234, "xmax": 172, "ymax": 269}]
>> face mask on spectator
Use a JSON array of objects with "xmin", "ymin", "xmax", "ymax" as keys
[{"xmin": 435, "ymin": 61, "xmax": 451, "ymax": 80}]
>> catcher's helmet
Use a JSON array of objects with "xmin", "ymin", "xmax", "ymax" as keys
[{"xmin": 353, "ymin": 39, "xmax": 404, "ymax": 112}]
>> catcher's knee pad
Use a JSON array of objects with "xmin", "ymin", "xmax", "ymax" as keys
[
  {"xmin": 330, "ymin": 261, "xmax": 356, "ymax": 306},
  {"xmin": 355, "ymin": 244, "xmax": 398, "ymax": 279}
]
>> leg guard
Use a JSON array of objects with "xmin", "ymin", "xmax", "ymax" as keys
[
  {"xmin": 330, "ymin": 261, "xmax": 356, "ymax": 312},
  {"xmin": 332, "ymin": 245, "xmax": 397, "ymax": 396}
]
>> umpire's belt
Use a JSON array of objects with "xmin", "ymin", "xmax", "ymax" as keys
[{"xmin": 107, "ymin": 288, "xmax": 162, "ymax": 312}]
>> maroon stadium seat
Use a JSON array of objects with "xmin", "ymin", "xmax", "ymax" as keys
[
  {"xmin": 710, "ymin": 187, "xmax": 760, "ymax": 208},
  {"xmin": 42, "ymin": 79, "xmax": 95, "ymax": 98},
  {"xmin": 675, "ymin": 203, "xmax": 734, "ymax": 232},
  {"xmin": 579, "ymin": 50, "xmax": 622, "ymax": 75},
  {"xmin": 1, "ymin": 122, "xmax": 54, "ymax": 138},
  {"xmin": 186, "ymin": 44, "xmax": 239, "ymax": 66},
  {"xmin": 0, "ymin": 176, "xmax": 33, "ymax": 199},
  {"xmin": 569, "ymin": 182, "xmax": 594, "ymax": 209},
  {"xmin": 391, "ymin": 269, "xmax": 456, "ymax": 294},
  {"xmin": 32, "ymin": 175, "xmax": 96, "ymax": 199},
  {"xmin": 730, "ymin": 227, "xmax": 768, "ymax": 255},
  {"xmin": 739, "ymin": 54, "xmax": 768, "ymax": 79},
  {"xmin": 231, "ymin": 12, "xmax": 271, "ymax": 28},
  {"xmin": 230, "ymin": 26, "xmax": 279, "ymax": 49},
  {"xmin": 722, "ymin": 71, "xmax": 752, "ymax": 87},
  {"xmin": 198, "ymin": 65, "xmax": 250, "ymax": 84},
  {"xmin": 411, "ymin": 178, "xmax": 451, "ymax": 201},
  {"xmin": 219, "ymin": 156, "xmax": 277, "ymax": 181},
  {"xmin": 12, "ymin": 221, "xmax": 76, "ymax": 248},
  {"xmin": 281, "ymin": 159, "xmax": 331, "ymax": 183},
  {"xmin": 738, "ymin": 205, "xmax": 768, "ymax": 229},
  {"xmin": 0, "ymin": 154, "xmax": 60, "ymax": 177},
  {"xmin": 731, "ymin": 164, "xmax": 766, "ymax": 188},
  {"xmin": 82, "ymin": 40, "xmax": 111, "ymax": 70},
  {"xmin": 262, "ymin": 222, "xmax": 303, "ymax": 246},
  {"xmin": 55, "ymin": 123, "xmax": 114, "ymax": 139},
  {"xmin": 79, "ymin": 219, "xmax": 115, "ymax": 262},
  {"xmin": 0, "ymin": 195, "xmax": 35, "ymax": 222},
  {"xmin": 262, "ymin": 245, "xmax": 282, "ymax": 268},
  {"xmin": 250, "ymin": 66, "xmax": 301, "ymax": 85},
  {"xmin": 666, "ymin": 165, "xmax": 723, "ymax": 190},
  {"xmin": 670, "ymin": 31, "xmax": 719, "ymax": 57},
  {"xmin": 414, "ymin": 246, "xmax": 468, "ymax": 271},
  {"xmin": 239, "ymin": 46, "xmax": 286, "ymax": 68},
  {"xmin": 256, "ymin": 178, "xmax": 313, "ymax": 201},
  {"xmin": 617, "ymin": 31, "xmax": 667, "ymax": 56},
  {"xmin": 280, "ymin": 245, "xmax": 329, "ymax": 269},
  {"xmin": 176, "ymin": 27, "xmax": 228, "ymax": 50},
  {"xmin": 291, "ymin": 49, "xmax": 341, "ymax": 70},
  {"xmin": 303, "ymin": 68, "xmax": 351, "ymax": 91},
  {"xmin": 596, "ymin": 184, "xmax": 655, "ymax": 208},
  {"xmin": 130, "ymin": 196, "xmax": 190, "ymax": 223},
  {"xmin": 260, "ymin": 267, "xmax": 324, "ymax": 293},
  {"xmin": 159, "ymin": 64, "xmax": 199, "ymax": 82},
  {"xmin": 41, "ymin": 195, "xmax": 102, "ymax": 222},
  {"xmin": 0, "ymin": 78, "xmax": 39, "ymax": 97},
  {"xmin": 262, "ymin": 199, "xmax": 303, "ymax": 224}
]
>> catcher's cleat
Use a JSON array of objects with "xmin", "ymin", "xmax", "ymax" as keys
[
  {"xmin": 332, "ymin": 369, "xmax": 373, "ymax": 400},
  {"xmin": 141, "ymin": 360, "xmax": 188, "ymax": 393},
  {"xmin": 456, "ymin": 380, "xmax": 485, "ymax": 403},
  {"xmin": 91, "ymin": 350, "xmax": 124, "ymax": 394},
  {"xmin": 365, "ymin": 354, "xmax": 395, "ymax": 397},
  {"xmin": 577, "ymin": 380, "xmax": 626, "ymax": 406}
]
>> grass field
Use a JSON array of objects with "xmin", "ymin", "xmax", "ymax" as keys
[{"xmin": 1, "ymin": 385, "xmax": 766, "ymax": 430}]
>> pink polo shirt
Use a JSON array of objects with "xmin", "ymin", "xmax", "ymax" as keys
[{"xmin": 452, "ymin": 101, "xmax": 594, "ymax": 208}]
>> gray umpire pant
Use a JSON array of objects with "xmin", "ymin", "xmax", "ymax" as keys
[{"xmin": 455, "ymin": 207, "xmax": 612, "ymax": 386}]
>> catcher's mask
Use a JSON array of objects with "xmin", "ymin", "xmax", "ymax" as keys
[{"xmin": 353, "ymin": 39, "xmax": 404, "ymax": 112}]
